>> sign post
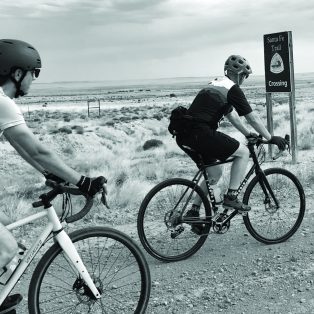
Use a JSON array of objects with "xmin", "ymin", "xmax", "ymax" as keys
[{"xmin": 263, "ymin": 31, "xmax": 297, "ymax": 163}]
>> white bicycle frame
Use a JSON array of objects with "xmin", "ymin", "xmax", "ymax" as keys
[{"xmin": 0, "ymin": 204, "xmax": 101, "ymax": 306}]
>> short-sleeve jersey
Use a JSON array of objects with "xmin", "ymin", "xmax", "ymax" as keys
[
  {"xmin": 188, "ymin": 77, "xmax": 252, "ymax": 129},
  {"xmin": 0, "ymin": 87, "xmax": 25, "ymax": 135}
]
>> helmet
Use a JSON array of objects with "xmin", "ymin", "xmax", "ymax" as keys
[
  {"xmin": 224, "ymin": 55, "xmax": 252, "ymax": 77},
  {"xmin": 0, "ymin": 39, "xmax": 41, "ymax": 76}
]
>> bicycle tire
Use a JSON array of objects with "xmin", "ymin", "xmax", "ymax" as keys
[
  {"xmin": 28, "ymin": 227, "xmax": 151, "ymax": 314},
  {"xmin": 243, "ymin": 168, "xmax": 305, "ymax": 244},
  {"xmin": 137, "ymin": 178, "xmax": 212, "ymax": 262}
]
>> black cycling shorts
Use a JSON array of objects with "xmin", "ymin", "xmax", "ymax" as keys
[{"xmin": 176, "ymin": 127, "xmax": 240, "ymax": 165}]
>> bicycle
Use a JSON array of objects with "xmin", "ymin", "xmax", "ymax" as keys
[
  {"xmin": 0, "ymin": 181, "xmax": 151, "ymax": 313},
  {"xmin": 137, "ymin": 135, "xmax": 305, "ymax": 262}
]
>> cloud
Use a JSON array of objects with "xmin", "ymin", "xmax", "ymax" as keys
[{"xmin": 0, "ymin": 0, "xmax": 313, "ymax": 81}]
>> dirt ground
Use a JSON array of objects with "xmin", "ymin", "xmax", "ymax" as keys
[
  {"xmin": 11, "ymin": 192, "xmax": 314, "ymax": 314},
  {"xmin": 143, "ymin": 195, "xmax": 314, "ymax": 314},
  {"xmin": 1, "ymin": 106, "xmax": 313, "ymax": 313}
]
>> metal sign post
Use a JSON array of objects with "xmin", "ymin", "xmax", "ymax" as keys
[
  {"xmin": 263, "ymin": 31, "xmax": 297, "ymax": 163},
  {"xmin": 265, "ymin": 92, "xmax": 273, "ymax": 157}
]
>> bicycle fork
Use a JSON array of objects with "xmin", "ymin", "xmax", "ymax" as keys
[{"xmin": 48, "ymin": 207, "xmax": 101, "ymax": 300}]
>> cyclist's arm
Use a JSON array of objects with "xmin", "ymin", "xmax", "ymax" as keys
[
  {"xmin": 244, "ymin": 112, "xmax": 271, "ymax": 140},
  {"xmin": 4, "ymin": 124, "xmax": 81, "ymax": 185},
  {"xmin": 225, "ymin": 110, "xmax": 250, "ymax": 136},
  {"xmin": 5, "ymin": 133, "xmax": 45, "ymax": 173}
]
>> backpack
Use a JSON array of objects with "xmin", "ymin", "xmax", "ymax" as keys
[{"xmin": 168, "ymin": 106, "xmax": 198, "ymax": 137}]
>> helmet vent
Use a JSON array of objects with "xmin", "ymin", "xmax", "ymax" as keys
[{"xmin": 224, "ymin": 55, "xmax": 252, "ymax": 76}]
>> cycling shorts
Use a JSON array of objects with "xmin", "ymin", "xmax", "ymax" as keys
[{"xmin": 176, "ymin": 127, "xmax": 239, "ymax": 165}]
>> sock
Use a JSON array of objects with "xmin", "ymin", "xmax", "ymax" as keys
[{"xmin": 226, "ymin": 189, "xmax": 238, "ymax": 200}]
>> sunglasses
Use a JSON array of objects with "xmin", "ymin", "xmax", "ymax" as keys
[{"xmin": 31, "ymin": 68, "xmax": 41, "ymax": 79}]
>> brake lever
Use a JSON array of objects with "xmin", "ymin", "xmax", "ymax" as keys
[{"xmin": 101, "ymin": 188, "xmax": 110, "ymax": 209}]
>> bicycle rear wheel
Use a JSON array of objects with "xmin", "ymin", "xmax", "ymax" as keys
[
  {"xmin": 28, "ymin": 227, "xmax": 151, "ymax": 314},
  {"xmin": 137, "ymin": 178, "xmax": 212, "ymax": 262},
  {"xmin": 243, "ymin": 168, "xmax": 305, "ymax": 244}
]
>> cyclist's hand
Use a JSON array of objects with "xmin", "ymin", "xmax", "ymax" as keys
[
  {"xmin": 43, "ymin": 171, "xmax": 66, "ymax": 184},
  {"xmin": 245, "ymin": 132, "xmax": 259, "ymax": 140},
  {"xmin": 269, "ymin": 135, "xmax": 287, "ymax": 150},
  {"xmin": 76, "ymin": 175, "xmax": 107, "ymax": 197}
]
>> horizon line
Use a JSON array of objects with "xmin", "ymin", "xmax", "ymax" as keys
[{"xmin": 35, "ymin": 71, "xmax": 314, "ymax": 85}]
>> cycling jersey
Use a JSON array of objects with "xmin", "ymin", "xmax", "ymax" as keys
[
  {"xmin": 188, "ymin": 77, "xmax": 252, "ymax": 129},
  {"xmin": 0, "ymin": 87, "xmax": 25, "ymax": 135}
]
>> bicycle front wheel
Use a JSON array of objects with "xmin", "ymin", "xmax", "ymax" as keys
[
  {"xmin": 137, "ymin": 178, "xmax": 212, "ymax": 262},
  {"xmin": 243, "ymin": 168, "xmax": 305, "ymax": 244},
  {"xmin": 28, "ymin": 227, "xmax": 151, "ymax": 314}
]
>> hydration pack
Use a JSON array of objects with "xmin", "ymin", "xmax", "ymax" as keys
[{"xmin": 168, "ymin": 106, "xmax": 199, "ymax": 137}]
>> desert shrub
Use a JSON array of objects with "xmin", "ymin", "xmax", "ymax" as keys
[
  {"xmin": 49, "ymin": 128, "xmax": 59, "ymax": 134},
  {"xmin": 112, "ymin": 179, "xmax": 152, "ymax": 211},
  {"xmin": 62, "ymin": 146, "xmax": 74, "ymax": 155},
  {"xmin": 153, "ymin": 113, "xmax": 163, "ymax": 121},
  {"xmin": 307, "ymin": 169, "xmax": 314, "ymax": 186},
  {"xmin": 115, "ymin": 171, "xmax": 128, "ymax": 187},
  {"xmin": 63, "ymin": 115, "xmax": 71, "ymax": 122},
  {"xmin": 298, "ymin": 134, "xmax": 313, "ymax": 150},
  {"xmin": 76, "ymin": 126, "xmax": 84, "ymax": 134},
  {"xmin": 143, "ymin": 139, "xmax": 163, "ymax": 150},
  {"xmin": 58, "ymin": 126, "xmax": 72, "ymax": 134},
  {"xmin": 71, "ymin": 125, "xmax": 84, "ymax": 134}
]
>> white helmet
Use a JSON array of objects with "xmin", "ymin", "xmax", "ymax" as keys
[{"xmin": 224, "ymin": 55, "xmax": 252, "ymax": 77}]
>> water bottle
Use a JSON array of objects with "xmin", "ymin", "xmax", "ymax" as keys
[{"xmin": 0, "ymin": 244, "xmax": 26, "ymax": 285}]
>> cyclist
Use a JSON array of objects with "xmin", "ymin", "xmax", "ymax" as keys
[
  {"xmin": 176, "ymin": 55, "xmax": 287, "ymax": 234},
  {"xmin": 0, "ymin": 39, "xmax": 106, "ymax": 313}
]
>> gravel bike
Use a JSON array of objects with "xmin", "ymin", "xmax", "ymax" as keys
[
  {"xmin": 0, "ymin": 181, "xmax": 151, "ymax": 313},
  {"xmin": 137, "ymin": 135, "xmax": 305, "ymax": 262}
]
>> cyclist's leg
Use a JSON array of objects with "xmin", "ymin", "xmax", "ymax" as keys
[
  {"xmin": 223, "ymin": 143, "xmax": 250, "ymax": 211},
  {"xmin": 0, "ymin": 222, "xmax": 22, "ymax": 314},
  {"xmin": 193, "ymin": 165, "xmax": 222, "ymax": 207},
  {"xmin": 229, "ymin": 143, "xmax": 250, "ymax": 189},
  {"xmin": 0, "ymin": 222, "xmax": 18, "ymax": 268}
]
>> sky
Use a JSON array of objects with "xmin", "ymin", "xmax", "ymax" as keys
[{"xmin": 1, "ymin": 0, "xmax": 313, "ymax": 83}]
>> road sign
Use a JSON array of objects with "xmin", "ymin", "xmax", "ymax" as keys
[
  {"xmin": 263, "ymin": 31, "xmax": 297, "ymax": 163},
  {"xmin": 264, "ymin": 31, "xmax": 292, "ymax": 92}
]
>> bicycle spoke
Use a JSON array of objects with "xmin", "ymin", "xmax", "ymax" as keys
[
  {"xmin": 138, "ymin": 179, "xmax": 211, "ymax": 261},
  {"xmin": 30, "ymin": 228, "xmax": 149, "ymax": 314},
  {"xmin": 243, "ymin": 169, "xmax": 305, "ymax": 243}
]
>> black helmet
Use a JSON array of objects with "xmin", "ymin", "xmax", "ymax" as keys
[
  {"xmin": 224, "ymin": 55, "xmax": 252, "ymax": 77},
  {"xmin": 0, "ymin": 39, "xmax": 41, "ymax": 76}
]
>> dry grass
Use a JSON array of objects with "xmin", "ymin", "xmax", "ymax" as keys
[{"xmin": 1, "ymin": 95, "xmax": 313, "ymax": 226}]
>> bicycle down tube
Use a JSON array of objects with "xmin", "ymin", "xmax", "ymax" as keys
[
  {"xmin": 1, "ymin": 210, "xmax": 52, "ymax": 305},
  {"xmin": 0, "ymin": 205, "xmax": 101, "ymax": 305}
]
